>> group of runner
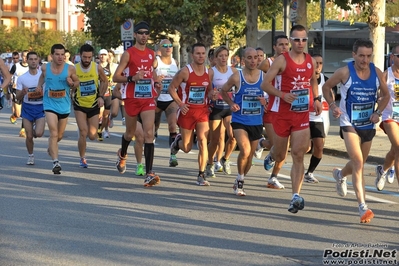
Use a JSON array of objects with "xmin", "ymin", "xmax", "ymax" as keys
[{"xmin": 0, "ymin": 21, "xmax": 398, "ymax": 224}]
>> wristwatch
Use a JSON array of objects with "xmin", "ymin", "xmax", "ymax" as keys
[
  {"xmin": 313, "ymin": 95, "xmax": 322, "ymax": 102},
  {"xmin": 375, "ymin": 109, "xmax": 382, "ymax": 117}
]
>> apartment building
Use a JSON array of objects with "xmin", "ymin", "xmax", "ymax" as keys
[{"xmin": 0, "ymin": 0, "xmax": 85, "ymax": 32}]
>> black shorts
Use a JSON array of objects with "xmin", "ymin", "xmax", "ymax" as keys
[
  {"xmin": 209, "ymin": 107, "xmax": 232, "ymax": 121},
  {"xmin": 73, "ymin": 104, "xmax": 100, "ymax": 118},
  {"xmin": 309, "ymin": 121, "xmax": 325, "ymax": 139},
  {"xmin": 340, "ymin": 126, "xmax": 376, "ymax": 143},
  {"xmin": 231, "ymin": 122, "xmax": 263, "ymax": 142},
  {"xmin": 156, "ymin": 100, "xmax": 174, "ymax": 111},
  {"xmin": 103, "ymin": 95, "xmax": 112, "ymax": 110},
  {"xmin": 44, "ymin": 110, "xmax": 69, "ymax": 120}
]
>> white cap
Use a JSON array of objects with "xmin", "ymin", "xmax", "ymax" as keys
[{"xmin": 99, "ymin": 49, "xmax": 108, "ymax": 55}]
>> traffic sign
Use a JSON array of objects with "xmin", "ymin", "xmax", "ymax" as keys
[
  {"xmin": 121, "ymin": 19, "xmax": 134, "ymax": 41},
  {"xmin": 123, "ymin": 40, "xmax": 133, "ymax": 50}
]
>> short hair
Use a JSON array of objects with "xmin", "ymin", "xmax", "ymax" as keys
[
  {"xmin": 391, "ymin": 44, "xmax": 399, "ymax": 54},
  {"xmin": 290, "ymin": 24, "xmax": 307, "ymax": 35},
  {"xmin": 12, "ymin": 51, "xmax": 19, "ymax": 57},
  {"xmin": 108, "ymin": 50, "xmax": 115, "ymax": 56},
  {"xmin": 312, "ymin": 53, "xmax": 322, "ymax": 58},
  {"xmin": 27, "ymin": 51, "xmax": 38, "ymax": 59},
  {"xmin": 273, "ymin": 35, "xmax": 288, "ymax": 46},
  {"xmin": 65, "ymin": 49, "xmax": 70, "ymax": 54},
  {"xmin": 353, "ymin": 39, "xmax": 373, "ymax": 53},
  {"xmin": 191, "ymin": 43, "xmax": 206, "ymax": 54},
  {"xmin": 80, "ymin": 43, "xmax": 94, "ymax": 54},
  {"xmin": 51, "ymin": 44, "xmax": 66, "ymax": 54},
  {"xmin": 214, "ymin": 46, "xmax": 229, "ymax": 58},
  {"xmin": 208, "ymin": 48, "xmax": 215, "ymax": 59},
  {"xmin": 255, "ymin": 47, "xmax": 264, "ymax": 52}
]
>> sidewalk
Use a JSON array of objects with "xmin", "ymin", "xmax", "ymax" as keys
[{"xmin": 323, "ymin": 112, "xmax": 389, "ymax": 165}]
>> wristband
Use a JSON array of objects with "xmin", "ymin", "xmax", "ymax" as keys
[
  {"xmin": 329, "ymin": 102, "xmax": 336, "ymax": 107},
  {"xmin": 127, "ymin": 76, "xmax": 134, "ymax": 83},
  {"xmin": 99, "ymin": 95, "xmax": 105, "ymax": 100},
  {"xmin": 281, "ymin": 92, "xmax": 286, "ymax": 99}
]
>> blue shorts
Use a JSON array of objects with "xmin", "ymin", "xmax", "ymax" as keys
[{"xmin": 22, "ymin": 102, "xmax": 45, "ymax": 122}]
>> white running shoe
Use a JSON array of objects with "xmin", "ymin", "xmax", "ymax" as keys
[
  {"xmin": 103, "ymin": 130, "xmax": 110, "ymax": 139},
  {"xmin": 254, "ymin": 137, "xmax": 265, "ymax": 159},
  {"xmin": 214, "ymin": 162, "xmax": 223, "ymax": 172},
  {"xmin": 375, "ymin": 165, "xmax": 386, "ymax": 191},
  {"xmin": 304, "ymin": 172, "xmax": 319, "ymax": 183},
  {"xmin": 206, "ymin": 163, "xmax": 215, "ymax": 178},
  {"xmin": 27, "ymin": 155, "xmax": 34, "ymax": 165},
  {"xmin": 233, "ymin": 179, "xmax": 246, "ymax": 196},
  {"xmin": 387, "ymin": 166, "xmax": 395, "ymax": 184},
  {"xmin": 267, "ymin": 177, "xmax": 285, "ymax": 189},
  {"xmin": 332, "ymin": 168, "xmax": 347, "ymax": 197}
]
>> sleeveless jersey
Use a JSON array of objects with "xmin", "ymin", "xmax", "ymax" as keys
[
  {"xmin": 271, "ymin": 53, "xmax": 313, "ymax": 114},
  {"xmin": 74, "ymin": 62, "xmax": 100, "ymax": 108},
  {"xmin": 179, "ymin": 64, "xmax": 210, "ymax": 109},
  {"xmin": 339, "ymin": 62, "xmax": 379, "ymax": 129},
  {"xmin": 265, "ymin": 57, "xmax": 276, "ymax": 112},
  {"xmin": 232, "ymin": 70, "xmax": 264, "ymax": 125},
  {"xmin": 17, "ymin": 70, "xmax": 43, "ymax": 105},
  {"xmin": 383, "ymin": 67, "xmax": 399, "ymax": 122},
  {"xmin": 43, "ymin": 63, "xmax": 71, "ymax": 114},
  {"xmin": 309, "ymin": 73, "xmax": 326, "ymax": 122},
  {"xmin": 156, "ymin": 56, "xmax": 179, "ymax": 102},
  {"xmin": 211, "ymin": 66, "xmax": 234, "ymax": 109},
  {"xmin": 120, "ymin": 46, "xmax": 156, "ymax": 100},
  {"xmin": 12, "ymin": 63, "xmax": 29, "ymax": 88}
]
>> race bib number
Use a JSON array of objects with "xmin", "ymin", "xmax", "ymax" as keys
[
  {"xmin": 161, "ymin": 78, "xmax": 172, "ymax": 94},
  {"xmin": 188, "ymin": 86, "xmax": 206, "ymax": 104},
  {"xmin": 48, "ymin": 89, "xmax": 66, "ymax": 98},
  {"xmin": 241, "ymin": 94, "xmax": 261, "ymax": 115},
  {"xmin": 350, "ymin": 102, "xmax": 373, "ymax": 127},
  {"xmin": 290, "ymin": 89, "xmax": 309, "ymax": 112},
  {"xmin": 134, "ymin": 79, "xmax": 152, "ymax": 98},
  {"xmin": 27, "ymin": 87, "xmax": 43, "ymax": 102},
  {"xmin": 392, "ymin": 101, "xmax": 399, "ymax": 121},
  {"xmin": 79, "ymin": 80, "xmax": 96, "ymax": 97}
]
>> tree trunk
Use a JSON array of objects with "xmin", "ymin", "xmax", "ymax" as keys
[
  {"xmin": 246, "ymin": 0, "xmax": 258, "ymax": 48},
  {"xmin": 295, "ymin": 0, "xmax": 308, "ymax": 52},
  {"xmin": 369, "ymin": 0, "xmax": 386, "ymax": 71}
]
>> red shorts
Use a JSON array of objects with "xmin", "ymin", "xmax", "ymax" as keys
[
  {"xmin": 272, "ymin": 111, "xmax": 309, "ymax": 138},
  {"xmin": 124, "ymin": 98, "xmax": 156, "ymax": 117},
  {"xmin": 177, "ymin": 107, "xmax": 209, "ymax": 130},
  {"xmin": 263, "ymin": 110, "xmax": 274, "ymax": 124},
  {"xmin": 380, "ymin": 119, "xmax": 399, "ymax": 134}
]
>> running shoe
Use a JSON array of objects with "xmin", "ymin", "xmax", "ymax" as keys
[
  {"xmin": 169, "ymin": 154, "xmax": 178, "ymax": 167},
  {"xmin": 233, "ymin": 179, "xmax": 246, "ymax": 196},
  {"xmin": 332, "ymin": 168, "xmax": 347, "ymax": 197},
  {"xmin": 359, "ymin": 205, "xmax": 374, "ymax": 223},
  {"xmin": 288, "ymin": 195, "xmax": 305, "ymax": 213},
  {"xmin": 170, "ymin": 133, "xmax": 181, "ymax": 155},
  {"xmin": 26, "ymin": 155, "xmax": 34, "ymax": 165},
  {"xmin": 80, "ymin": 157, "xmax": 88, "ymax": 168},
  {"xmin": 196, "ymin": 173, "xmax": 210, "ymax": 186},
  {"xmin": 116, "ymin": 149, "xmax": 127, "ymax": 174},
  {"xmin": 214, "ymin": 162, "xmax": 223, "ymax": 172},
  {"xmin": 221, "ymin": 158, "xmax": 231, "ymax": 175},
  {"xmin": 206, "ymin": 163, "xmax": 215, "ymax": 178},
  {"xmin": 97, "ymin": 129, "xmax": 103, "ymax": 141},
  {"xmin": 103, "ymin": 130, "xmax": 110, "ymax": 139},
  {"xmin": 10, "ymin": 114, "xmax": 17, "ymax": 124},
  {"xmin": 254, "ymin": 137, "xmax": 265, "ymax": 159},
  {"xmin": 375, "ymin": 165, "xmax": 386, "ymax": 191},
  {"xmin": 264, "ymin": 153, "xmax": 275, "ymax": 171},
  {"xmin": 135, "ymin": 163, "xmax": 145, "ymax": 176},
  {"xmin": 387, "ymin": 166, "xmax": 395, "ymax": 184},
  {"xmin": 52, "ymin": 161, "xmax": 62, "ymax": 174},
  {"xmin": 108, "ymin": 114, "xmax": 113, "ymax": 128},
  {"xmin": 304, "ymin": 172, "xmax": 319, "ymax": 183},
  {"xmin": 19, "ymin": 128, "xmax": 26, "ymax": 138},
  {"xmin": 122, "ymin": 117, "xmax": 126, "ymax": 125},
  {"xmin": 144, "ymin": 171, "xmax": 160, "ymax": 187},
  {"xmin": 267, "ymin": 177, "xmax": 285, "ymax": 189},
  {"xmin": 153, "ymin": 131, "xmax": 158, "ymax": 144}
]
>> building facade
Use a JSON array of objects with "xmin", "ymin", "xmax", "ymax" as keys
[{"xmin": 0, "ymin": 0, "xmax": 85, "ymax": 32}]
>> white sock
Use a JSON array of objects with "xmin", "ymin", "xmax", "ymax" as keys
[{"xmin": 237, "ymin": 174, "xmax": 244, "ymax": 181}]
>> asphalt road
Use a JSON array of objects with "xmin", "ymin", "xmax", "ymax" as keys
[{"xmin": 0, "ymin": 110, "xmax": 398, "ymax": 266}]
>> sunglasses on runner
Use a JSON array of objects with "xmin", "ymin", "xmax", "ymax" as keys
[
  {"xmin": 135, "ymin": 31, "xmax": 149, "ymax": 35},
  {"xmin": 290, "ymin": 37, "xmax": 308, "ymax": 43},
  {"xmin": 161, "ymin": 44, "xmax": 173, "ymax": 48}
]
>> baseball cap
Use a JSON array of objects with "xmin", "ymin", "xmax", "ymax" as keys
[
  {"xmin": 99, "ymin": 49, "xmax": 108, "ymax": 55},
  {"xmin": 134, "ymin": 21, "xmax": 149, "ymax": 32}
]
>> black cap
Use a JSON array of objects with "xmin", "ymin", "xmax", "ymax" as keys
[{"xmin": 134, "ymin": 21, "xmax": 149, "ymax": 32}]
